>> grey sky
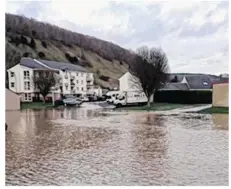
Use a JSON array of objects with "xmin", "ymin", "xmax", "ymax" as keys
[{"xmin": 6, "ymin": 0, "xmax": 229, "ymax": 74}]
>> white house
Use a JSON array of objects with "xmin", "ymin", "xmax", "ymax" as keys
[
  {"xmin": 87, "ymin": 85, "xmax": 103, "ymax": 97},
  {"xmin": 7, "ymin": 57, "xmax": 94, "ymax": 102},
  {"xmin": 119, "ymin": 72, "xmax": 142, "ymax": 92}
]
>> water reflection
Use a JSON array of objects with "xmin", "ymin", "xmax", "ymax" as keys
[{"xmin": 5, "ymin": 107, "xmax": 229, "ymax": 186}]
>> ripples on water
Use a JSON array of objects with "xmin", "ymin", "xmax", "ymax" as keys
[{"xmin": 5, "ymin": 106, "xmax": 228, "ymax": 186}]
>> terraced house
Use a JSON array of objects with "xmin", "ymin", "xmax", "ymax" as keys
[{"xmin": 7, "ymin": 57, "xmax": 94, "ymax": 102}]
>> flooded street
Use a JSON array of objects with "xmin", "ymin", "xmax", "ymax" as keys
[{"xmin": 5, "ymin": 104, "xmax": 229, "ymax": 185}]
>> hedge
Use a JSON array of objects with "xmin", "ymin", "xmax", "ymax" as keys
[{"xmin": 154, "ymin": 90, "xmax": 212, "ymax": 104}]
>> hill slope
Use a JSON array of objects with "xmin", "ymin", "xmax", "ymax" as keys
[{"xmin": 5, "ymin": 13, "xmax": 136, "ymax": 89}]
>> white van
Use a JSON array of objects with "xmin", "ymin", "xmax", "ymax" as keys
[
  {"xmin": 113, "ymin": 91, "xmax": 148, "ymax": 107},
  {"xmin": 105, "ymin": 91, "xmax": 121, "ymax": 104}
]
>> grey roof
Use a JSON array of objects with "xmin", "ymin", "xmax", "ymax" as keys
[
  {"xmin": 161, "ymin": 83, "xmax": 189, "ymax": 91},
  {"xmin": 20, "ymin": 57, "xmax": 48, "ymax": 69},
  {"xmin": 168, "ymin": 74, "xmax": 184, "ymax": 82},
  {"xmin": 185, "ymin": 75, "xmax": 212, "ymax": 89},
  {"xmin": 38, "ymin": 59, "xmax": 87, "ymax": 72},
  {"xmin": 20, "ymin": 58, "xmax": 87, "ymax": 72}
]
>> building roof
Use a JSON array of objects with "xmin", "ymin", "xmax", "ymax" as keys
[
  {"xmin": 161, "ymin": 83, "xmax": 189, "ymax": 90},
  {"xmin": 38, "ymin": 59, "xmax": 87, "ymax": 72},
  {"xmin": 20, "ymin": 57, "xmax": 48, "ymax": 69},
  {"xmin": 20, "ymin": 58, "xmax": 87, "ymax": 72},
  {"xmin": 185, "ymin": 75, "xmax": 213, "ymax": 89}
]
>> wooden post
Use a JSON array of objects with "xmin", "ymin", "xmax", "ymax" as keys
[{"xmin": 52, "ymin": 91, "xmax": 55, "ymax": 106}]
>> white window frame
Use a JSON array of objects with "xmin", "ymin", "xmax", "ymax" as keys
[
  {"xmin": 24, "ymin": 71, "xmax": 30, "ymax": 80},
  {"xmin": 24, "ymin": 81, "xmax": 30, "ymax": 90},
  {"xmin": 10, "ymin": 82, "xmax": 15, "ymax": 88},
  {"xmin": 81, "ymin": 80, "xmax": 83, "ymax": 84},
  {"xmin": 10, "ymin": 72, "xmax": 14, "ymax": 77},
  {"xmin": 25, "ymin": 93, "xmax": 32, "ymax": 101}
]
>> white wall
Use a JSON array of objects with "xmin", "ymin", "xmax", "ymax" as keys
[
  {"xmin": 59, "ymin": 70, "xmax": 92, "ymax": 95},
  {"xmin": 119, "ymin": 72, "xmax": 142, "ymax": 92},
  {"xmin": 8, "ymin": 64, "xmax": 34, "ymax": 93}
]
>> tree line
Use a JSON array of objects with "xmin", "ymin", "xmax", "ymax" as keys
[{"xmin": 5, "ymin": 13, "xmax": 136, "ymax": 65}]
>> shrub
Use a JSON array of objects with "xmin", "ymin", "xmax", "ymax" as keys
[
  {"xmin": 120, "ymin": 61, "xmax": 123, "ymax": 65},
  {"xmin": 10, "ymin": 36, "xmax": 20, "ymax": 46},
  {"xmin": 38, "ymin": 51, "xmax": 45, "ymax": 58},
  {"xmin": 32, "ymin": 96, "xmax": 42, "ymax": 102},
  {"xmin": 65, "ymin": 52, "xmax": 78, "ymax": 63},
  {"xmin": 99, "ymin": 75, "xmax": 110, "ymax": 81},
  {"xmin": 20, "ymin": 35, "xmax": 28, "ymax": 45},
  {"xmin": 54, "ymin": 99, "xmax": 64, "ymax": 107},
  {"xmin": 29, "ymin": 38, "xmax": 36, "ymax": 49},
  {"xmin": 154, "ymin": 90, "xmax": 212, "ymax": 104},
  {"xmin": 23, "ymin": 52, "xmax": 30, "ymax": 57},
  {"xmin": 41, "ymin": 41, "xmax": 47, "ymax": 48},
  {"xmin": 32, "ymin": 30, "xmax": 36, "ymax": 37},
  {"xmin": 81, "ymin": 53, "xmax": 86, "ymax": 60}
]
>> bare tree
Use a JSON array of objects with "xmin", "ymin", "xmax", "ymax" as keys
[
  {"xmin": 130, "ymin": 46, "xmax": 170, "ymax": 107},
  {"xmin": 33, "ymin": 70, "xmax": 59, "ymax": 103}
]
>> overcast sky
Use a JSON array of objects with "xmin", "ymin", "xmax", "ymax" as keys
[{"xmin": 6, "ymin": 0, "xmax": 229, "ymax": 74}]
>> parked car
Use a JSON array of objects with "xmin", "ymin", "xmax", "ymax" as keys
[
  {"xmin": 54, "ymin": 99, "xmax": 64, "ymax": 107},
  {"xmin": 80, "ymin": 96, "xmax": 89, "ymax": 102},
  {"xmin": 87, "ymin": 95, "xmax": 97, "ymax": 102},
  {"xmin": 63, "ymin": 95, "xmax": 82, "ymax": 106}
]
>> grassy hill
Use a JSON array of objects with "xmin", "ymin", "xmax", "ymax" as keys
[{"xmin": 5, "ymin": 13, "xmax": 135, "ymax": 89}]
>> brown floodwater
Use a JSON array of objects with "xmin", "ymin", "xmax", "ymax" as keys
[{"xmin": 5, "ymin": 105, "xmax": 229, "ymax": 186}]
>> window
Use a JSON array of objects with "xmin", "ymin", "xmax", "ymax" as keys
[
  {"xmin": 10, "ymin": 82, "xmax": 15, "ymax": 88},
  {"xmin": 134, "ymin": 94, "xmax": 140, "ymax": 97},
  {"xmin": 81, "ymin": 73, "xmax": 83, "ymax": 77},
  {"xmin": 65, "ymin": 86, "xmax": 68, "ymax": 90},
  {"xmin": 77, "ymin": 87, "xmax": 79, "ymax": 90},
  {"xmin": 81, "ymin": 87, "xmax": 84, "ymax": 91},
  {"xmin": 81, "ymin": 80, "xmax": 83, "ymax": 84},
  {"xmin": 24, "ymin": 71, "xmax": 30, "ymax": 79},
  {"xmin": 76, "ymin": 80, "xmax": 79, "ymax": 84},
  {"xmin": 76, "ymin": 73, "xmax": 79, "ymax": 76},
  {"xmin": 25, "ymin": 93, "xmax": 32, "ymax": 101},
  {"xmin": 24, "ymin": 82, "xmax": 30, "ymax": 90},
  {"xmin": 10, "ymin": 72, "xmax": 14, "ymax": 77}
]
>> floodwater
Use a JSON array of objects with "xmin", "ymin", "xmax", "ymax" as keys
[{"xmin": 5, "ymin": 104, "xmax": 229, "ymax": 186}]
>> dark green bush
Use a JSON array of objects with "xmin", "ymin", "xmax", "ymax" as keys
[
  {"xmin": 41, "ymin": 41, "xmax": 47, "ymax": 48},
  {"xmin": 30, "ymin": 38, "xmax": 36, "ymax": 49},
  {"xmin": 154, "ymin": 90, "xmax": 212, "ymax": 104},
  {"xmin": 38, "ymin": 51, "xmax": 45, "ymax": 58}
]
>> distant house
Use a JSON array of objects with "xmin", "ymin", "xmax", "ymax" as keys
[
  {"xmin": 119, "ymin": 72, "xmax": 227, "ymax": 93},
  {"xmin": 5, "ymin": 88, "xmax": 20, "ymax": 110},
  {"xmin": 181, "ymin": 75, "xmax": 213, "ymax": 90},
  {"xmin": 212, "ymin": 82, "xmax": 229, "ymax": 107},
  {"xmin": 87, "ymin": 85, "xmax": 103, "ymax": 97},
  {"xmin": 119, "ymin": 72, "xmax": 142, "ymax": 92}
]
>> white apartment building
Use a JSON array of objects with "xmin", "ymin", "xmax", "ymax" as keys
[{"xmin": 7, "ymin": 58, "xmax": 94, "ymax": 102}]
